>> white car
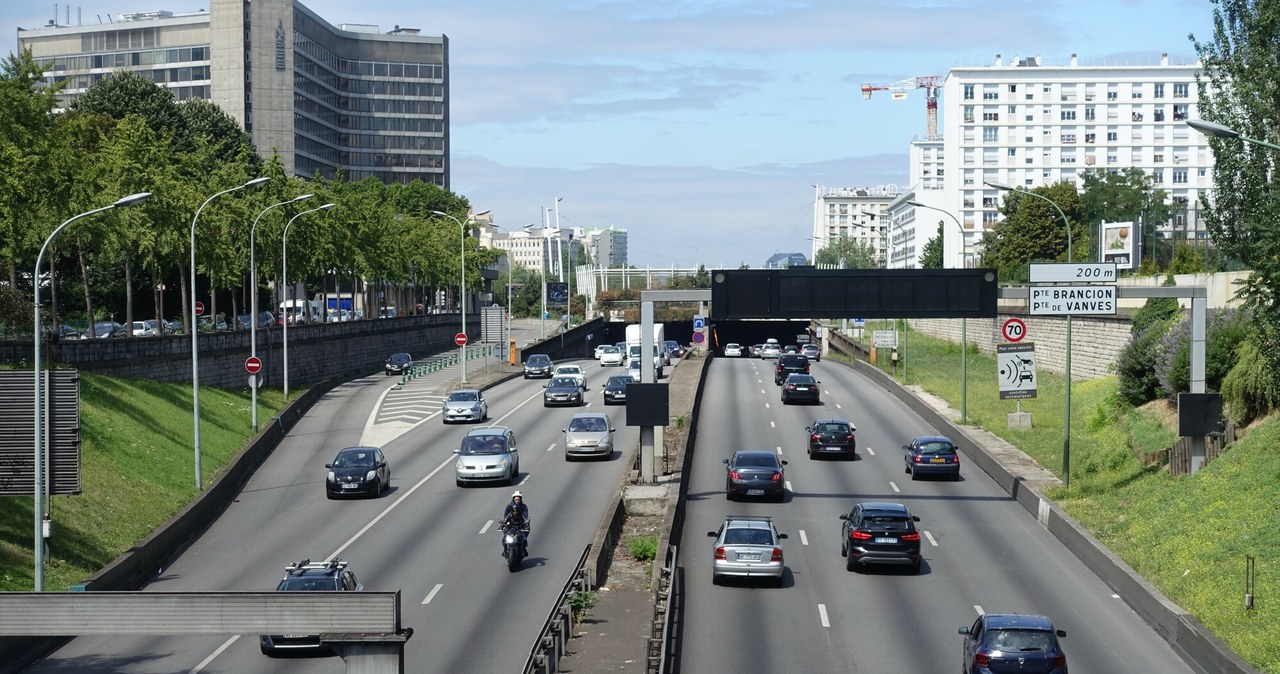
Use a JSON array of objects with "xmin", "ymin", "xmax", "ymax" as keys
[
  {"xmin": 552, "ymin": 364, "xmax": 587, "ymax": 389},
  {"xmin": 594, "ymin": 344, "xmax": 610, "ymax": 360},
  {"xmin": 723, "ymin": 343, "xmax": 743, "ymax": 357},
  {"xmin": 760, "ymin": 344, "xmax": 782, "ymax": 359},
  {"xmin": 599, "ymin": 346, "xmax": 625, "ymax": 366},
  {"xmin": 130, "ymin": 321, "xmax": 156, "ymax": 337}
]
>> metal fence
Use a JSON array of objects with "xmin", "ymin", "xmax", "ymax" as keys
[
  {"xmin": 647, "ymin": 544, "xmax": 679, "ymax": 674},
  {"xmin": 522, "ymin": 545, "xmax": 592, "ymax": 674}
]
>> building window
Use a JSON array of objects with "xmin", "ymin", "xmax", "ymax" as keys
[
  {"xmin": 1084, "ymin": 106, "xmax": 1096, "ymax": 121},
  {"xmin": 1154, "ymin": 83, "xmax": 1165, "ymax": 98},
  {"xmin": 1154, "ymin": 109, "xmax": 1166, "ymax": 122},
  {"xmin": 1174, "ymin": 82, "xmax": 1189, "ymax": 98},
  {"xmin": 1062, "ymin": 134, "xmax": 1077, "ymax": 143},
  {"xmin": 963, "ymin": 105, "xmax": 975, "ymax": 123},
  {"xmin": 963, "ymin": 84, "xmax": 975, "ymax": 100},
  {"xmin": 1107, "ymin": 91, "xmax": 1118, "ymax": 101},
  {"xmin": 983, "ymin": 111, "xmax": 999, "ymax": 121},
  {"xmin": 1009, "ymin": 84, "xmax": 1017, "ymax": 92},
  {"xmin": 1085, "ymin": 133, "xmax": 1096, "ymax": 143},
  {"xmin": 1061, "ymin": 110, "xmax": 1077, "ymax": 121},
  {"xmin": 983, "ymin": 127, "xmax": 998, "ymax": 142},
  {"xmin": 1152, "ymin": 169, "xmax": 1165, "ymax": 184},
  {"xmin": 1132, "ymin": 83, "xmax": 1143, "ymax": 98},
  {"xmin": 1173, "ymin": 169, "xmax": 1188, "ymax": 184},
  {"xmin": 1154, "ymin": 153, "xmax": 1164, "ymax": 162},
  {"xmin": 1173, "ymin": 104, "xmax": 1189, "ymax": 121},
  {"xmin": 1008, "ymin": 148, "xmax": 1017, "ymax": 156},
  {"xmin": 1107, "ymin": 131, "xmax": 1118, "ymax": 141}
]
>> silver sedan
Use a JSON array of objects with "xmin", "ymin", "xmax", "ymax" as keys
[
  {"xmin": 562, "ymin": 412, "xmax": 616, "ymax": 461},
  {"xmin": 442, "ymin": 389, "xmax": 488, "ymax": 424},
  {"xmin": 707, "ymin": 516, "xmax": 788, "ymax": 586}
]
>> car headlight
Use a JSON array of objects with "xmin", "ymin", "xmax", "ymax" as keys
[
  {"xmin": 470, "ymin": 404, "xmax": 481, "ymax": 411},
  {"xmin": 456, "ymin": 459, "xmax": 466, "ymax": 470},
  {"xmin": 327, "ymin": 471, "xmax": 336, "ymax": 482},
  {"xmin": 365, "ymin": 470, "xmax": 378, "ymax": 481}
]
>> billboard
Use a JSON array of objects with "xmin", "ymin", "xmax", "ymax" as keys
[
  {"xmin": 547, "ymin": 282, "xmax": 569, "ymax": 308},
  {"xmin": 1100, "ymin": 221, "xmax": 1136, "ymax": 270}
]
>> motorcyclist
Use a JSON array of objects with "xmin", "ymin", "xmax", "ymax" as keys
[{"xmin": 501, "ymin": 491, "xmax": 530, "ymax": 556}]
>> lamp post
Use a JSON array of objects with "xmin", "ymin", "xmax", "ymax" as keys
[
  {"xmin": 281, "ymin": 203, "xmax": 335, "ymax": 399},
  {"xmin": 190, "ymin": 177, "xmax": 268, "ymax": 490},
  {"xmin": 33, "ymin": 191, "xmax": 151, "ymax": 591},
  {"xmin": 248, "ymin": 194, "xmax": 313, "ymax": 431},
  {"xmin": 985, "ymin": 180, "xmax": 1074, "ymax": 487},
  {"xmin": 1187, "ymin": 119, "xmax": 1280, "ymax": 151},
  {"xmin": 523, "ymin": 223, "xmax": 550, "ymax": 339},
  {"xmin": 433, "ymin": 209, "xmax": 490, "ymax": 385},
  {"xmin": 907, "ymin": 201, "xmax": 969, "ymax": 424}
]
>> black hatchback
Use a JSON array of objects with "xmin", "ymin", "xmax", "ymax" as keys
[
  {"xmin": 602, "ymin": 375, "xmax": 631, "ymax": 405},
  {"xmin": 839, "ymin": 501, "xmax": 922, "ymax": 573},
  {"xmin": 774, "ymin": 354, "xmax": 810, "ymax": 384},
  {"xmin": 723, "ymin": 450, "xmax": 787, "ymax": 501},
  {"xmin": 806, "ymin": 418, "xmax": 856, "ymax": 459},
  {"xmin": 385, "ymin": 352, "xmax": 412, "ymax": 375}
]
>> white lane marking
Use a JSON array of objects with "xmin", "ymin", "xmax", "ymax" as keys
[
  {"xmin": 546, "ymin": 443, "xmax": 557, "ymax": 453},
  {"xmin": 785, "ymin": 480, "xmax": 793, "ymax": 491},
  {"xmin": 866, "ymin": 447, "xmax": 875, "ymax": 456},
  {"xmin": 422, "ymin": 584, "xmax": 444, "ymax": 605},
  {"xmin": 776, "ymin": 446, "xmax": 783, "ymax": 454},
  {"xmin": 818, "ymin": 604, "xmax": 830, "ymax": 628},
  {"xmin": 327, "ymin": 452, "xmax": 457, "ymax": 560},
  {"xmin": 188, "ymin": 636, "xmax": 239, "ymax": 673},
  {"xmin": 889, "ymin": 481, "xmax": 900, "ymax": 493},
  {"xmin": 799, "ymin": 530, "xmax": 809, "ymax": 546},
  {"xmin": 770, "ymin": 421, "xmax": 776, "ymax": 428},
  {"xmin": 765, "ymin": 402, "xmax": 771, "ymax": 409},
  {"xmin": 924, "ymin": 530, "xmax": 938, "ymax": 547},
  {"xmin": 480, "ymin": 519, "xmax": 495, "ymax": 534},
  {"xmin": 974, "ymin": 605, "xmax": 985, "ymax": 616}
]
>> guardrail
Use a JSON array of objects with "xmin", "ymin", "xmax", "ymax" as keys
[
  {"xmin": 523, "ymin": 544, "xmax": 592, "ymax": 674},
  {"xmin": 396, "ymin": 345, "xmax": 503, "ymax": 386},
  {"xmin": 646, "ymin": 544, "xmax": 679, "ymax": 674}
]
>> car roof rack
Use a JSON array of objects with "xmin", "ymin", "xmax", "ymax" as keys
[
  {"xmin": 284, "ymin": 557, "xmax": 347, "ymax": 576},
  {"xmin": 725, "ymin": 515, "xmax": 774, "ymax": 522}
]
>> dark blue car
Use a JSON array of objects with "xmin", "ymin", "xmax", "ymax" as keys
[
  {"xmin": 959, "ymin": 613, "xmax": 1067, "ymax": 674},
  {"xmin": 903, "ymin": 435, "xmax": 961, "ymax": 481}
]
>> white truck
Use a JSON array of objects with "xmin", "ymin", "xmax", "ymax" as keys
[
  {"xmin": 625, "ymin": 322, "xmax": 665, "ymax": 378},
  {"xmin": 279, "ymin": 299, "xmax": 323, "ymax": 325}
]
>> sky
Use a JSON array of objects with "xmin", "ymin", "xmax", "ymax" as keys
[{"xmin": 1, "ymin": 0, "xmax": 1214, "ymax": 268}]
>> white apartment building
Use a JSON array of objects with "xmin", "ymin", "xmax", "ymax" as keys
[
  {"xmin": 580, "ymin": 227, "xmax": 629, "ymax": 268},
  {"xmin": 935, "ymin": 52, "xmax": 1209, "ymax": 267},
  {"xmin": 810, "ymin": 184, "xmax": 899, "ymax": 264}
]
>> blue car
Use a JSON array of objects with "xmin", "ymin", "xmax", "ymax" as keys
[
  {"xmin": 903, "ymin": 435, "xmax": 961, "ymax": 481},
  {"xmin": 959, "ymin": 613, "xmax": 1067, "ymax": 674}
]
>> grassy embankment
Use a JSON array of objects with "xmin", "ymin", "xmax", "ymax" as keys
[
  {"xmin": 844, "ymin": 322, "xmax": 1279, "ymax": 672},
  {"xmin": 0, "ymin": 372, "xmax": 287, "ymax": 592}
]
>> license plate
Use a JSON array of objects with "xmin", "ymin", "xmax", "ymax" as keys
[
  {"xmin": 739, "ymin": 553, "xmax": 761, "ymax": 561},
  {"xmin": 747, "ymin": 489, "xmax": 764, "ymax": 495},
  {"xmin": 342, "ymin": 483, "xmax": 359, "ymax": 489},
  {"xmin": 283, "ymin": 634, "xmax": 308, "ymax": 639},
  {"xmin": 824, "ymin": 446, "xmax": 842, "ymax": 452},
  {"xmin": 930, "ymin": 457, "xmax": 947, "ymax": 463},
  {"xmin": 795, "ymin": 386, "xmax": 808, "ymax": 391},
  {"xmin": 874, "ymin": 537, "xmax": 897, "ymax": 544}
]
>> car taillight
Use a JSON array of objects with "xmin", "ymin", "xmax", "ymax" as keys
[
  {"xmin": 771, "ymin": 472, "xmax": 782, "ymax": 482},
  {"xmin": 914, "ymin": 455, "xmax": 924, "ymax": 463},
  {"xmin": 771, "ymin": 548, "xmax": 783, "ymax": 562},
  {"xmin": 1052, "ymin": 653, "xmax": 1066, "ymax": 667},
  {"xmin": 714, "ymin": 546, "xmax": 726, "ymax": 560},
  {"xmin": 786, "ymin": 384, "xmax": 796, "ymax": 390},
  {"xmin": 846, "ymin": 434, "xmax": 856, "ymax": 442},
  {"xmin": 729, "ymin": 470, "xmax": 740, "ymax": 480},
  {"xmin": 803, "ymin": 365, "xmax": 809, "ymax": 373},
  {"xmin": 850, "ymin": 530, "xmax": 873, "ymax": 541},
  {"xmin": 975, "ymin": 653, "xmax": 990, "ymax": 667},
  {"xmin": 811, "ymin": 434, "xmax": 821, "ymax": 443},
  {"xmin": 901, "ymin": 532, "xmax": 920, "ymax": 542},
  {"xmin": 952, "ymin": 455, "xmax": 960, "ymax": 464}
]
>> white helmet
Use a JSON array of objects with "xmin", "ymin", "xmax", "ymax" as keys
[{"xmin": 512, "ymin": 491, "xmax": 523, "ymax": 499}]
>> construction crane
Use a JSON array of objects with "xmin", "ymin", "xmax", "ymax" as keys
[{"xmin": 861, "ymin": 76, "xmax": 943, "ymax": 140}]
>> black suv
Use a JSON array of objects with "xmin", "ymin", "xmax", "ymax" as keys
[
  {"xmin": 839, "ymin": 502, "xmax": 922, "ymax": 573},
  {"xmin": 774, "ymin": 354, "xmax": 810, "ymax": 385},
  {"xmin": 260, "ymin": 558, "xmax": 363, "ymax": 655}
]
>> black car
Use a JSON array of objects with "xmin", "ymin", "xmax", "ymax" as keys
[
  {"xmin": 780, "ymin": 373, "xmax": 820, "ymax": 404},
  {"xmin": 385, "ymin": 352, "xmax": 412, "ymax": 375},
  {"xmin": 602, "ymin": 374, "xmax": 632, "ymax": 405},
  {"xmin": 523, "ymin": 353, "xmax": 554, "ymax": 379},
  {"xmin": 959, "ymin": 613, "xmax": 1068, "ymax": 674},
  {"xmin": 543, "ymin": 376, "xmax": 584, "ymax": 407},
  {"xmin": 774, "ymin": 354, "xmax": 810, "ymax": 385},
  {"xmin": 904, "ymin": 435, "xmax": 961, "ymax": 481},
  {"xmin": 663, "ymin": 340, "xmax": 685, "ymax": 359},
  {"xmin": 260, "ymin": 558, "xmax": 363, "ymax": 655},
  {"xmin": 839, "ymin": 501, "xmax": 922, "ymax": 573},
  {"xmin": 806, "ymin": 418, "xmax": 856, "ymax": 459},
  {"xmin": 325, "ymin": 446, "xmax": 390, "ymax": 498},
  {"xmin": 723, "ymin": 450, "xmax": 787, "ymax": 501}
]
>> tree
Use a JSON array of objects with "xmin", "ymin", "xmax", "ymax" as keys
[
  {"xmin": 1079, "ymin": 168, "xmax": 1173, "ymax": 263},
  {"xmin": 979, "ymin": 182, "xmax": 1085, "ymax": 283},
  {"xmin": 69, "ymin": 71, "xmax": 186, "ymax": 145},
  {"xmin": 814, "ymin": 236, "xmax": 881, "ymax": 268},
  {"xmin": 1192, "ymin": 2, "xmax": 1280, "ymax": 396},
  {"xmin": 918, "ymin": 222, "xmax": 944, "ymax": 268},
  {"xmin": 0, "ymin": 48, "xmax": 59, "ymax": 289}
]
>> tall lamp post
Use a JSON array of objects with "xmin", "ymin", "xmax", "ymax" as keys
[
  {"xmin": 433, "ymin": 209, "xmax": 490, "ymax": 385},
  {"xmin": 33, "ymin": 191, "xmax": 151, "ymax": 591},
  {"xmin": 281, "ymin": 203, "xmax": 336, "ymax": 399},
  {"xmin": 985, "ymin": 180, "xmax": 1074, "ymax": 487},
  {"xmin": 906, "ymin": 201, "xmax": 969, "ymax": 424},
  {"xmin": 522, "ymin": 223, "xmax": 550, "ymax": 339},
  {"xmin": 248, "ymin": 194, "xmax": 313, "ymax": 430},
  {"xmin": 190, "ymin": 177, "xmax": 268, "ymax": 490},
  {"xmin": 1187, "ymin": 119, "xmax": 1280, "ymax": 151}
]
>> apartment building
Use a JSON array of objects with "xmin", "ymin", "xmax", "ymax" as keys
[
  {"xmin": 810, "ymin": 184, "xmax": 900, "ymax": 264},
  {"xmin": 17, "ymin": 0, "xmax": 449, "ymax": 186}
]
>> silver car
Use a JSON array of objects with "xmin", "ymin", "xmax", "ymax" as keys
[
  {"xmin": 562, "ymin": 412, "xmax": 616, "ymax": 461},
  {"xmin": 442, "ymin": 388, "xmax": 488, "ymax": 424},
  {"xmin": 454, "ymin": 427, "xmax": 520, "ymax": 487},
  {"xmin": 707, "ymin": 516, "xmax": 788, "ymax": 587}
]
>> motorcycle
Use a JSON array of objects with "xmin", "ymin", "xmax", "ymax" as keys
[{"xmin": 502, "ymin": 521, "xmax": 529, "ymax": 571}]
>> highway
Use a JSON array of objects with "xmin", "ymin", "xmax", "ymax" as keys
[
  {"xmin": 676, "ymin": 355, "xmax": 1196, "ymax": 673},
  {"xmin": 28, "ymin": 351, "xmax": 638, "ymax": 673}
]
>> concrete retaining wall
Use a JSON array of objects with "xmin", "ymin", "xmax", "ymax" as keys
[{"xmin": 908, "ymin": 314, "xmax": 1131, "ymax": 380}]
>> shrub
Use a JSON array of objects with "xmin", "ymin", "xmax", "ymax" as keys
[
  {"xmin": 1087, "ymin": 389, "xmax": 1129, "ymax": 431},
  {"xmin": 1130, "ymin": 292, "xmax": 1180, "ymax": 337},
  {"xmin": 1117, "ymin": 321, "xmax": 1169, "ymax": 405},
  {"xmin": 628, "ymin": 534, "xmax": 658, "ymax": 562},
  {"xmin": 1156, "ymin": 308, "xmax": 1249, "ymax": 400},
  {"xmin": 568, "ymin": 590, "xmax": 598, "ymax": 622},
  {"xmin": 1221, "ymin": 339, "xmax": 1279, "ymax": 426}
]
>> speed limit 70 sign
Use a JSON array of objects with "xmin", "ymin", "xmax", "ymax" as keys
[{"xmin": 1002, "ymin": 318, "xmax": 1027, "ymax": 343}]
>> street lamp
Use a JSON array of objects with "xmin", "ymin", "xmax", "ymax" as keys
[
  {"xmin": 985, "ymin": 180, "xmax": 1075, "ymax": 487},
  {"xmin": 907, "ymin": 200, "xmax": 970, "ymax": 424},
  {"xmin": 281, "ymin": 203, "xmax": 335, "ymax": 399},
  {"xmin": 33, "ymin": 191, "xmax": 151, "ymax": 591},
  {"xmin": 1186, "ymin": 119, "xmax": 1280, "ymax": 151},
  {"xmin": 248, "ymin": 194, "xmax": 314, "ymax": 430},
  {"xmin": 522, "ymin": 223, "xmax": 550, "ymax": 340},
  {"xmin": 190, "ymin": 176, "xmax": 268, "ymax": 490},
  {"xmin": 433, "ymin": 209, "xmax": 491, "ymax": 385}
]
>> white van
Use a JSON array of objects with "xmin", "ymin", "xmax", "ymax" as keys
[{"xmin": 279, "ymin": 299, "xmax": 323, "ymax": 325}]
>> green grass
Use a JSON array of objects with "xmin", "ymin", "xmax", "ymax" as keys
[
  {"xmin": 0, "ymin": 373, "xmax": 289, "ymax": 592},
  {"xmin": 628, "ymin": 534, "xmax": 659, "ymax": 562},
  {"xmin": 853, "ymin": 324, "xmax": 1280, "ymax": 671}
]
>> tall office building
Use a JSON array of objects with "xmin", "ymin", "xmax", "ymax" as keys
[
  {"xmin": 17, "ymin": 0, "xmax": 449, "ymax": 186},
  {"xmin": 935, "ymin": 52, "xmax": 1208, "ymax": 265},
  {"xmin": 810, "ymin": 185, "xmax": 899, "ymax": 264}
]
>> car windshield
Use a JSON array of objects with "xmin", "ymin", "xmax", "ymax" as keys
[
  {"xmin": 461, "ymin": 435, "xmax": 508, "ymax": 455},
  {"xmin": 734, "ymin": 453, "xmax": 778, "ymax": 468},
  {"xmin": 389, "ymin": 353, "xmax": 411, "ymax": 363},
  {"xmin": 723, "ymin": 528, "xmax": 774, "ymax": 546},
  {"xmin": 816, "ymin": 423, "xmax": 850, "ymax": 434},
  {"xmin": 607, "ymin": 376, "xmax": 632, "ymax": 386},
  {"xmin": 448, "ymin": 391, "xmax": 479, "ymax": 402},
  {"xmin": 788, "ymin": 375, "xmax": 815, "ymax": 384},
  {"xmin": 600, "ymin": 346, "xmax": 617, "ymax": 353},
  {"xmin": 528, "ymin": 356, "xmax": 550, "ymax": 365},
  {"xmin": 277, "ymin": 577, "xmax": 340, "ymax": 591},
  {"xmin": 556, "ymin": 366, "xmax": 582, "ymax": 374},
  {"xmin": 569, "ymin": 417, "xmax": 607, "ymax": 432},
  {"xmin": 550, "ymin": 377, "xmax": 578, "ymax": 388},
  {"xmin": 987, "ymin": 629, "xmax": 1055, "ymax": 652},
  {"xmin": 917, "ymin": 441, "xmax": 954, "ymax": 454},
  {"xmin": 333, "ymin": 450, "xmax": 376, "ymax": 467},
  {"xmin": 860, "ymin": 515, "xmax": 912, "ymax": 531}
]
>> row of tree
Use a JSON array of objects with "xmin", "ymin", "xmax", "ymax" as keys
[{"xmin": 0, "ymin": 50, "xmax": 491, "ymax": 336}]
